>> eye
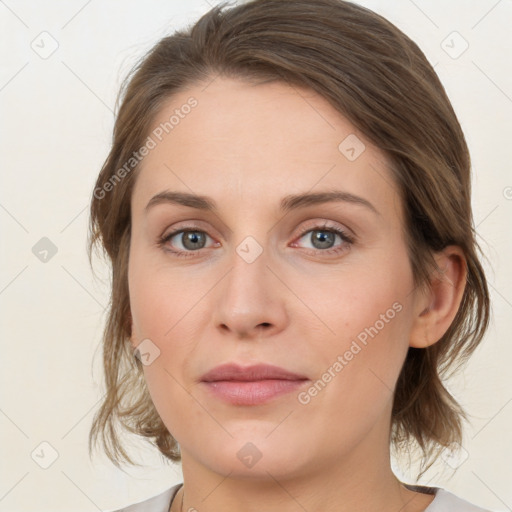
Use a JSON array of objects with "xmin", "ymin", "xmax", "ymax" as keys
[
  {"xmin": 158, "ymin": 228, "xmax": 217, "ymax": 257},
  {"xmin": 292, "ymin": 223, "xmax": 354, "ymax": 255}
]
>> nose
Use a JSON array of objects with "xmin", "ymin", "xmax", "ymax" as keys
[{"xmin": 212, "ymin": 241, "xmax": 288, "ymax": 340}]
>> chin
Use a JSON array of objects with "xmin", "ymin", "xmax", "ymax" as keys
[{"xmin": 184, "ymin": 432, "xmax": 311, "ymax": 481}]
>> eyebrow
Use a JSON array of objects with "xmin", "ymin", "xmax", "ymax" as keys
[{"xmin": 144, "ymin": 190, "xmax": 379, "ymax": 215}]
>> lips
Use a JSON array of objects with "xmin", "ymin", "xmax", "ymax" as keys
[
  {"xmin": 200, "ymin": 363, "xmax": 308, "ymax": 382},
  {"xmin": 200, "ymin": 363, "xmax": 309, "ymax": 406}
]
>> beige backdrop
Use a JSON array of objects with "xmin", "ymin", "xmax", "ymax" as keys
[{"xmin": 0, "ymin": 0, "xmax": 510, "ymax": 511}]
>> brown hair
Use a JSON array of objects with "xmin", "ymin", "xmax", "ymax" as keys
[{"xmin": 88, "ymin": 0, "xmax": 490, "ymax": 474}]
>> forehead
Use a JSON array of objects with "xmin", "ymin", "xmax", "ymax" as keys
[{"xmin": 131, "ymin": 77, "xmax": 400, "ymax": 222}]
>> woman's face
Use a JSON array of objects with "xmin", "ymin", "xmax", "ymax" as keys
[{"xmin": 128, "ymin": 77, "xmax": 424, "ymax": 480}]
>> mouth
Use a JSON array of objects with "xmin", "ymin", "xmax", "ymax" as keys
[{"xmin": 200, "ymin": 363, "xmax": 310, "ymax": 406}]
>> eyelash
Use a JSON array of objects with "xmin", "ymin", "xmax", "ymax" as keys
[{"xmin": 157, "ymin": 222, "xmax": 355, "ymax": 259}]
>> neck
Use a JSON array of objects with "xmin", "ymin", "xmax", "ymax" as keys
[{"xmin": 173, "ymin": 426, "xmax": 434, "ymax": 512}]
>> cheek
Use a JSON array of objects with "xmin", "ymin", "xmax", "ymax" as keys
[
  {"xmin": 301, "ymin": 259, "xmax": 411, "ymax": 348},
  {"xmin": 290, "ymin": 281, "xmax": 412, "ymax": 456},
  {"xmin": 302, "ymin": 257, "xmax": 413, "ymax": 403},
  {"xmin": 128, "ymin": 252, "xmax": 209, "ymax": 439},
  {"xmin": 128, "ymin": 246, "xmax": 202, "ymax": 341}
]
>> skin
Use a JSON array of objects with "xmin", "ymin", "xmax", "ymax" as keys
[{"xmin": 127, "ymin": 77, "xmax": 467, "ymax": 512}]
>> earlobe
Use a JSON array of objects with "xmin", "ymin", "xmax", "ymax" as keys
[{"xmin": 409, "ymin": 246, "xmax": 467, "ymax": 349}]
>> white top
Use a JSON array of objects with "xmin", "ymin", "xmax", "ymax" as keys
[{"xmin": 110, "ymin": 483, "xmax": 495, "ymax": 512}]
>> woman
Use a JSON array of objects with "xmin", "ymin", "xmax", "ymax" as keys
[{"xmin": 88, "ymin": 1, "xmax": 493, "ymax": 510}]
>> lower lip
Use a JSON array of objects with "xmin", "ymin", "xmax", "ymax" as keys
[{"xmin": 201, "ymin": 379, "xmax": 309, "ymax": 405}]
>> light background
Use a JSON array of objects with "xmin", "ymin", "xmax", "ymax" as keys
[{"xmin": 0, "ymin": 0, "xmax": 511, "ymax": 511}]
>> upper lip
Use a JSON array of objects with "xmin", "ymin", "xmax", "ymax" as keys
[{"xmin": 200, "ymin": 363, "xmax": 308, "ymax": 382}]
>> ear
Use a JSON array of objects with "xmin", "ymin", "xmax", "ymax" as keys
[{"xmin": 409, "ymin": 245, "xmax": 467, "ymax": 348}]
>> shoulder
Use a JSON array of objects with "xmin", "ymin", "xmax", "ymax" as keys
[
  {"xmin": 425, "ymin": 487, "xmax": 495, "ymax": 512},
  {"xmin": 107, "ymin": 483, "xmax": 182, "ymax": 512}
]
